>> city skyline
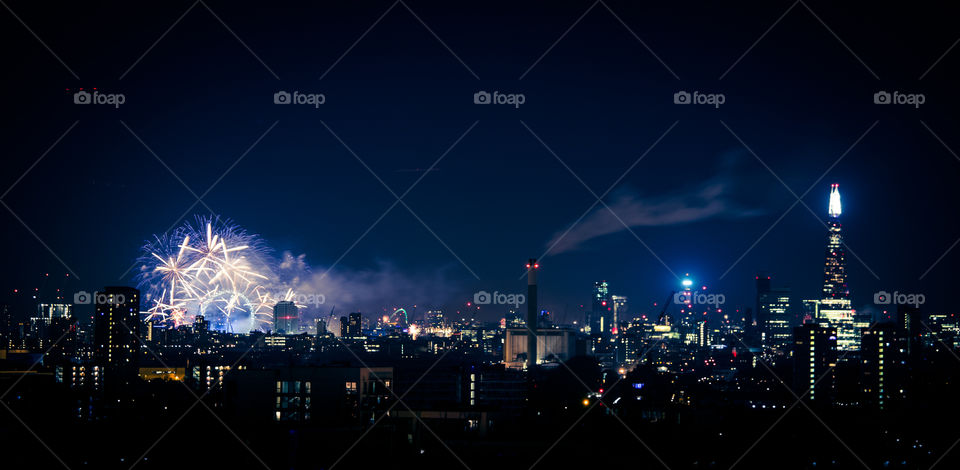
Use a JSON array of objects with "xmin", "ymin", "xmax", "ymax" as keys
[{"xmin": 2, "ymin": 2, "xmax": 959, "ymax": 469}]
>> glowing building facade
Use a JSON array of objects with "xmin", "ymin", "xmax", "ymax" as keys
[
  {"xmin": 818, "ymin": 184, "xmax": 858, "ymax": 350},
  {"xmin": 273, "ymin": 300, "xmax": 299, "ymax": 335}
]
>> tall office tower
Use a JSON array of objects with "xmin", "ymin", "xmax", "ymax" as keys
[
  {"xmin": 754, "ymin": 274, "xmax": 772, "ymax": 348},
  {"xmin": 861, "ymin": 323, "xmax": 902, "ymax": 410},
  {"xmin": 347, "ymin": 312, "xmax": 363, "ymax": 338},
  {"xmin": 93, "ymin": 287, "xmax": 140, "ymax": 387},
  {"xmin": 273, "ymin": 301, "xmax": 299, "ymax": 335},
  {"xmin": 793, "ymin": 323, "xmax": 837, "ymax": 404},
  {"xmin": 818, "ymin": 184, "xmax": 857, "ymax": 350},
  {"xmin": 316, "ymin": 318, "xmax": 327, "ymax": 336},
  {"xmin": 339, "ymin": 315, "xmax": 349, "ymax": 337},
  {"xmin": 611, "ymin": 295, "xmax": 628, "ymax": 333},
  {"xmin": 758, "ymin": 282, "xmax": 792, "ymax": 351},
  {"xmin": 591, "ymin": 281, "xmax": 611, "ymax": 334}
]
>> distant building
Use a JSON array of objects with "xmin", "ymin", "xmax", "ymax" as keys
[
  {"xmin": 793, "ymin": 323, "xmax": 837, "ymax": 404},
  {"xmin": 590, "ymin": 281, "xmax": 611, "ymax": 335},
  {"xmin": 759, "ymin": 284, "xmax": 792, "ymax": 351},
  {"xmin": 273, "ymin": 301, "xmax": 299, "ymax": 335},
  {"xmin": 503, "ymin": 328, "xmax": 576, "ymax": 368},
  {"xmin": 425, "ymin": 309, "xmax": 444, "ymax": 329},
  {"xmin": 343, "ymin": 312, "xmax": 362, "ymax": 338}
]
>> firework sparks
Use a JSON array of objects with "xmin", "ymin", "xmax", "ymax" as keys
[{"xmin": 137, "ymin": 216, "xmax": 295, "ymax": 333}]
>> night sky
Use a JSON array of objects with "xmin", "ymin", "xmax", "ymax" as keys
[{"xmin": 2, "ymin": 1, "xmax": 958, "ymax": 320}]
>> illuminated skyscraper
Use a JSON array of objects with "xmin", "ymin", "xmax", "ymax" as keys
[
  {"xmin": 273, "ymin": 301, "xmax": 299, "ymax": 335},
  {"xmin": 818, "ymin": 184, "xmax": 858, "ymax": 350},
  {"xmin": 590, "ymin": 281, "xmax": 611, "ymax": 334}
]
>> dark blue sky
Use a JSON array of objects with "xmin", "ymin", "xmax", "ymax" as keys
[{"xmin": 2, "ymin": 1, "xmax": 958, "ymax": 320}]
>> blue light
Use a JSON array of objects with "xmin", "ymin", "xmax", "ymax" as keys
[{"xmin": 681, "ymin": 279, "xmax": 693, "ymax": 287}]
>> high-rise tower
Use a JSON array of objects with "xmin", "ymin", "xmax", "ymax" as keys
[{"xmin": 818, "ymin": 184, "xmax": 857, "ymax": 350}]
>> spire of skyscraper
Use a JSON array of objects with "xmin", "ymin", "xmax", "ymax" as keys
[
  {"xmin": 828, "ymin": 183, "xmax": 842, "ymax": 217},
  {"xmin": 822, "ymin": 184, "xmax": 848, "ymax": 300}
]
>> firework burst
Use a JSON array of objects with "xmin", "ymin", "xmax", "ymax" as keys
[{"xmin": 137, "ymin": 216, "xmax": 293, "ymax": 333}]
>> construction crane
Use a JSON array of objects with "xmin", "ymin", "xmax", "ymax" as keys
[{"xmin": 657, "ymin": 291, "xmax": 675, "ymax": 325}]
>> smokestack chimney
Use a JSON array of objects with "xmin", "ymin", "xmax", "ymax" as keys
[{"xmin": 527, "ymin": 258, "xmax": 538, "ymax": 371}]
